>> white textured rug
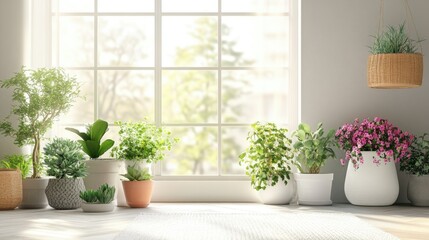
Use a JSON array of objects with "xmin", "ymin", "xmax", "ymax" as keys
[{"xmin": 115, "ymin": 212, "xmax": 399, "ymax": 240}]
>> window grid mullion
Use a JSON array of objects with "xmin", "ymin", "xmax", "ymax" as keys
[
  {"xmin": 94, "ymin": 0, "xmax": 99, "ymax": 121},
  {"xmin": 217, "ymin": 0, "xmax": 222, "ymax": 177},
  {"xmin": 154, "ymin": 0, "xmax": 162, "ymax": 176}
]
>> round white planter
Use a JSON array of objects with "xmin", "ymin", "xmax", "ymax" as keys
[
  {"xmin": 294, "ymin": 173, "xmax": 333, "ymax": 206},
  {"xmin": 407, "ymin": 174, "xmax": 429, "ymax": 206},
  {"xmin": 258, "ymin": 178, "xmax": 295, "ymax": 205},
  {"xmin": 81, "ymin": 202, "xmax": 115, "ymax": 213},
  {"xmin": 117, "ymin": 160, "xmax": 151, "ymax": 207},
  {"xmin": 344, "ymin": 151, "xmax": 399, "ymax": 206},
  {"xmin": 19, "ymin": 178, "xmax": 49, "ymax": 209},
  {"xmin": 84, "ymin": 159, "xmax": 121, "ymax": 192}
]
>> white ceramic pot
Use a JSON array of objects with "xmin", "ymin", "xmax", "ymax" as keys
[
  {"xmin": 258, "ymin": 177, "xmax": 295, "ymax": 205},
  {"xmin": 84, "ymin": 159, "xmax": 121, "ymax": 192},
  {"xmin": 117, "ymin": 160, "xmax": 151, "ymax": 207},
  {"xmin": 294, "ymin": 173, "xmax": 333, "ymax": 205},
  {"xmin": 81, "ymin": 202, "xmax": 115, "ymax": 212},
  {"xmin": 19, "ymin": 178, "xmax": 49, "ymax": 209},
  {"xmin": 344, "ymin": 151, "xmax": 399, "ymax": 206}
]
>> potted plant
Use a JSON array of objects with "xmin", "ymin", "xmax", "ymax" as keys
[
  {"xmin": 66, "ymin": 119, "xmax": 120, "ymax": 193},
  {"xmin": 336, "ymin": 117, "xmax": 414, "ymax": 206},
  {"xmin": 368, "ymin": 23, "xmax": 423, "ymax": 88},
  {"xmin": 111, "ymin": 120, "xmax": 177, "ymax": 206},
  {"xmin": 1, "ymin": 155, "xmax": 30, "ymax": 209},
  {"xmin": 239, "ymin": 122, "xmax": 297, "ymax": 205},
  {"xmin": 400, "ymin": 134, "xmax": 429, "ymax": 206},
  {"xmin": 292, "ymin": 123, "xmax": 337, "ymax": 205},
  {"xmin": 80, "ymin": 183, "xmax": 116, "ymax": 212},
  {"xmin": 0, "ymin": 67, "xmax": 80, "ymax": 209},
  {"xmin": 121, "ymin": 164, "xmax": 153, "ymax": 208},
  {"xmin": 44, "ymin": 138, "xmax": 86, "ymax": 210}
]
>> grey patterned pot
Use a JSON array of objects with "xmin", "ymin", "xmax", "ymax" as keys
[
  {"xmin": 408, "ymin": 174, "xmax": 429, "ymax": 207},
  {"xmin": 45, "ymin": 178, "xmax": 85, "ymax": 210}
]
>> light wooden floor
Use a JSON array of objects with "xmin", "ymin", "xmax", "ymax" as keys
[{"xmin": 0, "ymin": 203, "xmax": 428, "ymax": 240}]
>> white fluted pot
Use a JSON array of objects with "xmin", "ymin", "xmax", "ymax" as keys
[
  {"xmin": 258, "ymin": 177, "xmax": 295, "ymax": 205},
  {"xmin": 294, "ymin": 173, "xmax": 333, "ymax": 206},
  {"xmin": 344, "ymin": 151, "xmax": 399, "ymax": 206}
]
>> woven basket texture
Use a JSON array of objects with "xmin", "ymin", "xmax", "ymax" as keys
[
  {"xmin": 0, "ymin": 169, "xmax": 23, "ymax": 210},
  {"xmin": 367, "ymin": 53, "xmax": 423, "ymax": 88}
]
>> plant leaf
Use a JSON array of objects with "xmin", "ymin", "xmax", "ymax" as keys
[
  {"xmin": 99, "ymin": 139, "xmax": 114, "ymax": 156},
  {"xmin": 90, "ymin": 119, "xmax": 108, "ymax": 142}
]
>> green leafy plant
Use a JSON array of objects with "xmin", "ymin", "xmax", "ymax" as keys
[
  {"xmin": 370, "ymin": 23, "xmax": 422, "ymax": 54},
  {"xmin": 0, "ymin": 67, "xmax": 81, "ymax": 178},
  {"xmin": 239, "ymin": 122, "xmax": 296, "ymax": 191},
  {"xmin": 111, "ymin": 120, "xmax": 178, "ymax": 163},
  {"xmin": 43, "ymin": 138, "xmax": 86, "ymax": 179},
  {"xmin": 121, "ymin": 164, "xmax": 152, "ymax": 181},
  {"xmin": 0, "ymin": 154, "xmax": 31, "ymax": 179},
  {"xmin": 293, "ymin": 123, "xmax": 337, "ymax": 174},
  {"xmin": 66, "ymin": 119, "xmax": 115, "ymax": 159},
  {"xmin": 400, "ymin": 134, "xmax": 429, "ymax": 176},
  {"xmin": 80, "ymin": 183, "xmax": 116, "ymax": 204}
]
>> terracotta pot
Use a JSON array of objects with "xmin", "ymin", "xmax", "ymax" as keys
[{"xmin": 122, "ymin": 180, "xmax": 153, "ymax": 208}]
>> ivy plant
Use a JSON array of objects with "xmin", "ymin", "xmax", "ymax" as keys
[
  {"xmin": 0, "ymin": 154, "xmax": 32, "ymax": 179},
  {"xmin": 80, "ymin": 183, "xmax": 115, "ymax": 204},
  {"xmin": 292, "ymin": 123, "xmax": 337, "ymax": 174},
  {"xmin": 66, "ymin": 119, "xmax": 115, "ymax": 159},
  {"xmin": 43, "ymin": 138, "xmax": 86, "ymax": 179},
  {"xmin": 400, "ymin": 134, "xmax": 429, "ymax": 176},
  {"xmin": 0, "ymin": 67, "xmax": 80, "ymax": 178},
  {"xmin": 121, "ymin": 164, "xmax": 152, "ymax": 181},
  {"xmin": 111, "ymin": 120, "xmax": 178, "ymax": 163},
  {"xmin": 239, "ymin": 122, "xmax": 296, "ymax": 191}
]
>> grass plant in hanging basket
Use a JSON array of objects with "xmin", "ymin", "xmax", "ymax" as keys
[{"xmin": 368, "ymin": 23, "xmax": 423, "ymax": 88}]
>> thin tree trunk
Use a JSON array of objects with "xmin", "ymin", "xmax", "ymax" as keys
[{"xmin": 32, "ymin": 135, "xmax": 40, "ymax": 178}]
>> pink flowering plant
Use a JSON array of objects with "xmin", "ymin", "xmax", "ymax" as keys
[{"xmin": 335, "ymin": 117, "xmax": 414, "ymax": 169}]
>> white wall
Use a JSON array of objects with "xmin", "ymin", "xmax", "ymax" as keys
[
  {"xmin": 0, "ymin": 0, "xmax": 27, "ymax": 158},
  {"xmin": 301, "ymin": 0, "xmax": 429, "ymax": 203}
]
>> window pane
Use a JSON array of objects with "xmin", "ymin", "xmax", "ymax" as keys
[
  {"xmin": 163, "ymin": 17, "xmax": 218, "ymax": 67},
  {"xmin": 222, "ymin": 70, "xmax": 288, "ymax": 124},
  {"xmin": 98, "ymin": 17, "xmax": 154, "ymax": 67},
  {"xmin": 163, "ymin": 0, "xmax": 217, "ymax": 12},
  {"xmin": 56, "ymin": 0, "xmax": 94, "ymax": 13},
  {"xmin": 162, "ymin": 70, "xmax": 217, "ymax": 124},
  {"xmin": 59, "ymin": 17, "xmax": 94, "ymax": 67},
  {"xmin": 98, "ymin": 71, "xmax": 155, "ymax": 122},
  {"xmin": 162, "ymin": 127, "xmax": 218, "ymax": 175},
  {"xmin": 222, "ymin": 0, "xmax": 289, "ymax": 13},
  {"xmin": 57, "ymin": 70, "xmax": 94, "ymax": 124},
  {"xmin": 98, "ymin": 0, "xmax": 154, "ymax": 13},
  {"xmin": 222, "ymin": 17, "xmax": 289, "ymax": 67},
  {"xmin": 221, "ymin": 127, "xmax": 247, "ymax": 175}
]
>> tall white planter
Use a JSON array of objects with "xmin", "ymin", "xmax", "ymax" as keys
[
  {"xmin": 344, "ymin": 151, "xmax": 399, "ymax": 206},
  {"xmin": 84, "ymin": 159, "xmax": 121, "ymax": 194},
  {"xmin": 258, "ymin": 177, "xmax": 295, "ymax": 205},
  {"xmin": 294, "ymin": 173, "xmax": 333, "ymax": 206}
]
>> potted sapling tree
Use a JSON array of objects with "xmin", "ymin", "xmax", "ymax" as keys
[{"xmin": 0, "ymin": 67, "xmax": 80, "ymax": 209}]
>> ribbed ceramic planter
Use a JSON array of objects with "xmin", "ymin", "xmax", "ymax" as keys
[
  {"xmin": 294, "ymin": 173, "xmax": 333, "ymax": 206},
  {"xmin": 81, "ymin": 202, "xmax": 115, "ymax": 212},
  {"xmin": 19, "ymin": 178, "xmax": 49, "ymax": 209},
  {"xmin": 84, "ymin": 159, "xmax": 121, "ymax": 193},
  {"xmin": 122, "ymin": 180, "xmax": 153, "ymax": 208},
  {"xmin": 45, "ymin": 178, "xmax": 85, "ymax": 210},
  {"xmin": 0, "ymin": 169, "xmax": 22, "ymax": 210},
  {"xmin": 407, "ymin": 174, "xmax": 429, "ymax": 207},
  {"xmin": 344, "ymin": 151, "xmax": 399, "ymax": 206},
  {"xmin": 258, "ymin": 178, "xmax": 295, "ymax": 205}
]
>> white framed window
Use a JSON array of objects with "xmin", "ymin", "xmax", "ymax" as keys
[{"xmin": 49, "ymin": 0, "xmax": 298, "ymax": 187}]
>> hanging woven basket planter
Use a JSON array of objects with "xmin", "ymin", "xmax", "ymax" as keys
[{"xmin": 367, "ymin": 53, "xmax": 423, "ymax": 88}]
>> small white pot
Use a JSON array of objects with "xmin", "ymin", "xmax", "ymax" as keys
[
  {"xmin": 294, "ymin": 173, "xmax": 333, "ymax": 205},
  {"xmin": 81, "ymin": 202, "xmax": 115, "ymax": 213},
  {"xmin": 84, "ymin": 159, "xmax": 121, "ymax": 191},
  {"xmin": 258, "ymin": 177, "xmax": 295, "ymax": 205}
]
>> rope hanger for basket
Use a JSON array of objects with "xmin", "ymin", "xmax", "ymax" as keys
[
  {"xmin": 377, "ymin": 0, "xmax": 423, "ymax": 53},
  {"xmin": 368, "ymin": 0, "xmax": 424, "ymax": 89}
]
